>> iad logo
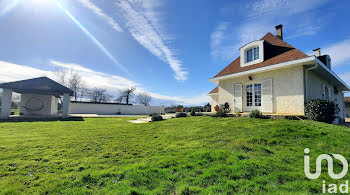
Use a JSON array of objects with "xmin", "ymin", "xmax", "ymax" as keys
[
  {"xmin": 304, "ymin": 148, "xmax": 348, "ymax": 179},
  {"xmin": 304, "ymin": 148, "xmax": 349, "ymax": 193}
]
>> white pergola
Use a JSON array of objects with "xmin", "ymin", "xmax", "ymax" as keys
[{"xmin": 0, "ymin": 77, "xmax": 73, "ymax": 119}]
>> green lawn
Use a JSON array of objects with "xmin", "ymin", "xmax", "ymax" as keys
[{"xmin": 0, "ymin": 117, "xmax": 350, "ymax": 194}]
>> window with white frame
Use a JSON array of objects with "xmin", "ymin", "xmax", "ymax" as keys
[
  {"xmin": 240, "ymin": 40, "xmax": 264, "ymax": 67},
  {"xmin": 246, "ymin": 84, "xmax": 253, "ymax": 106},
  {"xmin": 254, "ymin": 84, "xmax": 262, "ymax": 106},
  {"xmin": 246, "ymin": 47, "xmax": 259, "ymax": 63}
]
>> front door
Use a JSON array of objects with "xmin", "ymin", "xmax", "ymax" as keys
[{"xmin": 246, "ymin": 83, "xmax": 262, "ymax": 112}]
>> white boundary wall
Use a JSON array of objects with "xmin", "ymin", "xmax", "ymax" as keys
[{"xmin": 69, "ymin": 102, "xmax": 165, "ymax": 115}]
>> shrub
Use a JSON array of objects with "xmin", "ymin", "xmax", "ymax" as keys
[
  {"xmin": 176, "ymin": 112, "xmax": 187, "ymax": 118},
  {"xmin": 249, "ymin": 109, "xmax": 262, "ymax": 118},
  {"xmin": 305, "ymin": 99, "xmax": 336, "ymax": 123},
  {"xmin": 151, "ymin": 114, "xmax": 163, "ymax": 122},
  {"xmin": 214, "ymin": 108, "xmax": 228, "ymax": 117},
  {"xmin": 235, "ymin": 110, "xmax": 241, "ymax": 117},
  {"xmin": 190, "ymin": 108, "xmax": 196, "ymax": 116}
]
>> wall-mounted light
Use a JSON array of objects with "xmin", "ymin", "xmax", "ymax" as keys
[{"xmin": 248, "ymin": 76, "xmax": 253, "ymax": 81}]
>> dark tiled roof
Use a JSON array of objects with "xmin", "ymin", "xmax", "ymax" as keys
[
  {"xmin": 345, "ymin": 97, "xmax": 350, "ymax": 102},
  {"xmin": 0, "ymin": 77, "xmax": 74, "ymax": 96},
  {"xmin": 214, "ymin": 32, "xmax": 308, "ymax": 78},
  {"xmin": 209, "ymin": 86, "xmax": 218, "ymax": 94}
]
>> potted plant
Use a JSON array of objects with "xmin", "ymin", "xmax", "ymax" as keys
[{"xmin": 214, "ymin": 105, "xmax": 220, "ymax": 111}]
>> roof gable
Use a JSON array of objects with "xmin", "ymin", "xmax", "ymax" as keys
[
  {"xmin": 214, "ymin": 32, "xmax": 308, "ymax": 78},
  {"xmin": 0, "ymin": 77, "xmax": 74, "ymax": 96},
  {"xmin": 209, "ymin": 86, "xmax": 218, "ymax": 94}
]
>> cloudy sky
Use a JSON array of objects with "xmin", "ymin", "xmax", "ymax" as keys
[{"xmin": 0, "ymin": 0, "xmax": 349, "ymax": 105}]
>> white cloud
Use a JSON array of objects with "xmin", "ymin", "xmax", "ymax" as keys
[
  {"xmin": 210, "ymin": 21, "xmax": 272, "ymax": 61},
  {"xmin": 0, "ymin": 0, "xmax": 20, "ymax": 16},
  {"xmin": 0, "ymin": 61, "xmax": 51, "ymax": 82},
  {"xmin": 211, "ymin": 0, "xmax": 331, "ymax": 60},
  {"xmin": 115, "ymin": 0, "xmax": 188, "ymax": 81},
  {"xmin": 78, "ymin": 0, "xmax": 123, "ymax": 32},
  {"xmin": 323, "ymin": 39, "xmax": 350, "ymax": 66},
  {"xmin": 0, "ymin": 60, "xmax": 208, "ymax": 105},
  {"xmin": 249, "ymin": 0, "xmax": 330, "ymax": 17},
  {"xmin": 285, "ymin": 21, "xmax": 321, "ymax": 39}
]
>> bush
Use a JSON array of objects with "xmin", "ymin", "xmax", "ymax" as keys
[
  {"xmin": 235, "ymin": 110, "xmax": 241, "ymax": 117},
  {"xmin": 151, "ymin": 114, "xmax": 163, "ymax": 122},
  {"xmin": 249, "ymin": 109, "xmax": 262, "ymax": 118},
  {"xmin": 176, "ymin": 112, "xmax": 187, "ymax": 118},
  {"xmin": 305, "ymin": 99, "xmax": 336, "ymax": 123},
  {"xmin": 214, "ymin": 108, "xmax": 228, "ymax": 117},
  {"xmin": 190, "ymin": 108, "xmax": 196, "ymax": 116}
]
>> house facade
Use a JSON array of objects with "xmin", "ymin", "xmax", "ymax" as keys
[{"xmin": 209, "ymin": 25, "xmax": 349, "ymax": 122}]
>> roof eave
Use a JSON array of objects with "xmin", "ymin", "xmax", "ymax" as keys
[
  {"xmin": 209, "ymin": 56, "xmax": 315, "ymax": 83},
  {"xmin": 208, "ymin": 56, "xmax": 350, "ymax": 92},
  {"xmin": 314, "ymin": 57, "xmax": 350, "ymax": 92}
]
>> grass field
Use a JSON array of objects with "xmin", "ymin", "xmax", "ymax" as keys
[{"xmin": 1, "ymin": 117, "xmax": 350, "ymax": 194}]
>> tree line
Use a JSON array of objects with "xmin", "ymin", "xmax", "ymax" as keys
[{"xmin": 55, "ymin": 68, "xmax": 152, "ymax": 106}]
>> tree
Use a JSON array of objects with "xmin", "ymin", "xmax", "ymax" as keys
[
  {"xmin": 137, "ymin": 92, "xmax": 152, "ymax": 106},
  {"xmin": 115, "ymin": 96, "xmax": 124, "ymax": 104},
  {"xmin": 88, "ymin": 88, "xmax": 112, "ymax": 103},
  {"xmin": 119, "ymin": 87, "xmax": 136, "ymax": 104},
  {"xmin": 54, "ymin": 68, "xmax": 84, "ymax": 101}
]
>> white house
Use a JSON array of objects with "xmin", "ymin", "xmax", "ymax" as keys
[{"xmin": 209, "ymin": 25, "xmax": 350, "ymax": 122}]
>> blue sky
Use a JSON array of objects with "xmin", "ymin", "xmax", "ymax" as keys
[{"xmin": 0, "ymin": 0, "xmax": 349, "ymax": 105}]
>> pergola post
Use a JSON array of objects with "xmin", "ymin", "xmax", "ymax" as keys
[
  {"xmin": 0, "ymin": 88, "xmax": 13, "ymax": 119},
  {"xmin": 62, "ymin": 93, "xmax": 70, "ymax": 118}
]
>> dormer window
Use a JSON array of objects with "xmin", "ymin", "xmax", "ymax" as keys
[
  {"xmin": 240, "ymin": 40, "xmax": 264, "ymax": 67},
  {"xmin": 247, "ymin": 47, "xmax": 259, "ymax": 62}
]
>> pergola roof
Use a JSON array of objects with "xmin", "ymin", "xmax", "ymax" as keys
[{"xmin": 0, "ymin": 77, "xmax": 74, "ymax": 96}]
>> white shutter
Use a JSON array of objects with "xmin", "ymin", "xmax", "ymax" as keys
[
  {"xmin": 322, "ymin": 84, "xmax": 326, "ymax": 98},
  {"xmin": 234, "ymin": 83, "xmax": 243, "ymax": 112},
  {"xmin": 262, "ymin": 78, "xmax": 273, "ymax": 113}
]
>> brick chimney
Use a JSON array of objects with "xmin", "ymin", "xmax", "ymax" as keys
[
  {"xmin": 275, "ymin": 24, "xmax": 283, "ymax": 40},
  {"xmin": 313, "ymin": 48, "xmax": 321, "ymax": 57}
]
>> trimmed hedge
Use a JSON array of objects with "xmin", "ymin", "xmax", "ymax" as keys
[{"xmin": 305, "ymin": 99, "xmax": 336, "ymax": 123}]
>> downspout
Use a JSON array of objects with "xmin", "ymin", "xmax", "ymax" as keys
[{"xmin": 305, "ymin": 63, "xmax": 319, "ymax": 102}]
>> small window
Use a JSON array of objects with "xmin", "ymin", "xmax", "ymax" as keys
[
  {"xmin": 246, "ymin": 84, "xmax": 253, "ymax": 106},
  {"xmin": 253, "ymin": 47, "xmax": 259, "ymax": 60},
  {"xmin": 254, "ymin": 84, "xmax": 262, "ymax": 106},
  {"xmin": 247, "ymin": 49, "xmax": 253, "ymax": 62},
  {"xmin": 246, "ymin": 47, "xmax": 259, "ymax": 63}
]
